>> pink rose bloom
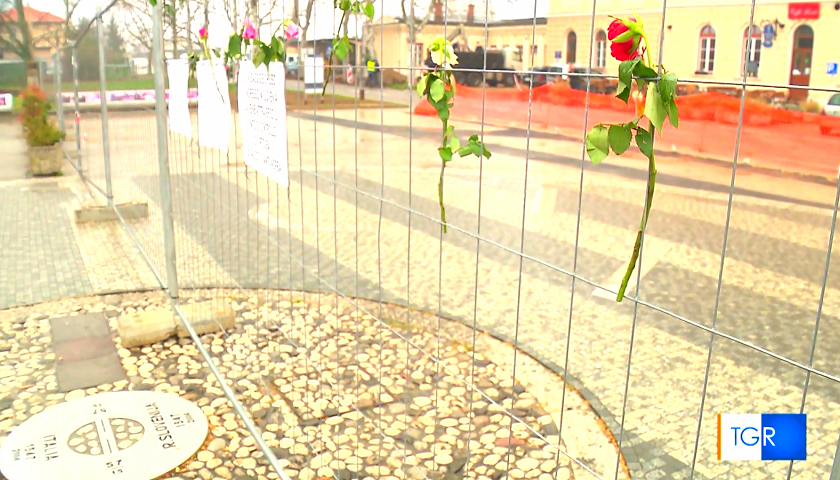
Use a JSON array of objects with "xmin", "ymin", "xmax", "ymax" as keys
[
  {"xmin": 199, "ymin": 26, "xmax": 208, "ymax": 40},
  {"xmin": 242, "ymin": 19, "xmax": 256, "ymax": 40},
  {"xmin": 284, "ymin": 21, "xmax": 300, "ymax": 40}
]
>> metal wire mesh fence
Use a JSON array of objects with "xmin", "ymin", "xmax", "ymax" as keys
[{"xmin": 44, "ymin": 0, "xmax": 840, "ymax": 479}]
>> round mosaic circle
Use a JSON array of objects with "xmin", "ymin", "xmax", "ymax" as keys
[{"xmin": 0, "ymin": 391, "xmax": 208, "ymax": 480}]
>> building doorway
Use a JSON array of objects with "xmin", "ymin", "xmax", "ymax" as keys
[
  {"xmin": 567, "ymin": 31, "xmax": 577, "ymax": 65},
  {"xmin": 789, "ymin": 24, "xmax": 813, "ymax": 101}
]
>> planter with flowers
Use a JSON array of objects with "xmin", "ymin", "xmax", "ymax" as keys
[{"xmin": 18, "ymin": 85, "xmax": 65, "ymax": 176}]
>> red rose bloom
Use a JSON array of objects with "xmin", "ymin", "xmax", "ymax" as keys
[
  {"xmin": 607, "ymin": 18, "xmax": 632, "ymax": 41},
  {"xmin": 610, "ymin": 40, "xmax": 640, "ymax": 61},
  {"xmin": 607, "ymin": 17, "xmax": 640, "ymax": 61}
]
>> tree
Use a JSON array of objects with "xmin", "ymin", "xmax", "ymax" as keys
[
  {"xmin": 0, "ymin": 0, "xmax": 34, "ymax": 62},
  {"xmin": 105, "ymin": 17, "xmax": 127, "ymax": 64}
]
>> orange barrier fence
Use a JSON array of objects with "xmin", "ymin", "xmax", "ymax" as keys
[{"xmin": 414, "ymin": 82, "xmax": 840, "ymax": 178}]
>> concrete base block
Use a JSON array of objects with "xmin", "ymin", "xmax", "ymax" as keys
[
  {"xmin": 117, "ymin": 309, "xmax": 176, "ymax": 348},
  {"xmin": 74, "ymin": 202, "xmax": 149, "ymax": 224},
  {"xmin": 117, "ymin": 300, "xmax": 236, "ymax": 348},
  {"xmin": 175, "ymin": 299, "xmax": 236, "ymax": 338}
]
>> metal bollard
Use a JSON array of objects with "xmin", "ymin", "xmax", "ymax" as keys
[
  {"xmin": 71, "ymin": 46, "xmax": 82, "ymax": 171},
  {"xmin": 96, "ymin": 7, "xmax": 113, "ymax": 204}
]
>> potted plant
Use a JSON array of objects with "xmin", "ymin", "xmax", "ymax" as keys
[{"xmin": 18, "ymin": 85, "xmax": 65, "ymax": 176}]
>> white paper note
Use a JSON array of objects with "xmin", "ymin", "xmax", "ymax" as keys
[
  {"xmin": 238, "ymin": 61, "xmax": 289, "ymax": 187},
  {"xmin": 166, "ymin": 59, "xmax": 192, "ymax": 137},
  {"xmin": 196, "ymin": 59, "xmax": 231, "ymax": 151}
]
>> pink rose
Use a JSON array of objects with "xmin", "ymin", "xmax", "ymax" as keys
[
  {"xmin": 284, "ymin": 21, "xmax": 300, "ymax": 40},
  {"xmin": 199, "ymin": 26, "xmax": 208, "ymax": 40},
  {"xmin": 242, "ymin": 19, "xmax": 256, "ymax": 40}
]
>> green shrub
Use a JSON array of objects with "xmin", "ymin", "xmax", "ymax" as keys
[
  {"xmin": 800, "ymin": 99, "xmax": 823, "ymax": 114},
  {"xmin": 18, "ymin": 85, "xmax": 65, "ymax": 147}
]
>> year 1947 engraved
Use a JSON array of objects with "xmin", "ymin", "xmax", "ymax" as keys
[{"xmin": 170, "ymin": 413, "xmax": 195, "ymax": 428}]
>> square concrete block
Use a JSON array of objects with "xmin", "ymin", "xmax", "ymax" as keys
[
  {"xmin": 74, "ymin": 202, "xmax": 149, "ymax": 224},
  {"xmin": 175, "ymin": 299, "xmax": 236, "ymax": 338},
  {"xmin": 117, "ymin": 308, "xmax": 176, "ymax": 348}
]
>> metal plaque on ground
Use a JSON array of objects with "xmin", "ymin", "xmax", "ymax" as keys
[{"xmin": 0, "ymin": 391, "xmax": 209, "ymax": 480}]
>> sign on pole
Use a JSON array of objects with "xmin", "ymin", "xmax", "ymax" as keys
[
  {"xmin": 304, "ymin": 55, "xmax": 324, "ymax": 94},
  {"xmin": 828, "ymin": 62, "xmax": 838, "ymax": 76},
  {"xmin": 0, "ymin": 93, "xmax": 12, "ymax": 113}
]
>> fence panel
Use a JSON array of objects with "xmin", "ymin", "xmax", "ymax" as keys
[{"xmin": 58, "ymin": 0, "xmax": 840, "ymax": 479}]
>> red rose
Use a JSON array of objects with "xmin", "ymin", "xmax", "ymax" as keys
[
  {"xmin": 607, "ymin": 18, "xmax": 632, "ymax": 41},
  {"xmin": 610, "ymin": 40, "xmax": 640, "ymax": 61}
]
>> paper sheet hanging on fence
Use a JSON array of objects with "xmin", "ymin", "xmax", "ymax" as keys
[
  {"xmin": 166, "ymin": 59, "xmax": 192, "ymax": 137},
  {"xmin": 196, "ymin": 60, "xmax": 231, "ymax": 151},
  {"xmin": 237, "ymin": 61, "xmax": 289, "ymax": 187}
]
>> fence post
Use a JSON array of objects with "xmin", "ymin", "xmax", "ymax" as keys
[
  {"xmin": 71, "ymin": 46, "xmax": 82, "ymax": 170},
  {"xmin": 96, "ymin": 7, "xmax": 113, "ymax": 204},
  {"xmin": 152, "ymin": 0, "xmax": 179, "ymax": 298},
  {"xmin": 54, "ymin": 50, "xmax": 63, "ymax": 133}
]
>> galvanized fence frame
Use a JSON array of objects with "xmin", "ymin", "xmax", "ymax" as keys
[{"xmin": 53, "ymin": 0, "xmax": 840, "ymax": 479}]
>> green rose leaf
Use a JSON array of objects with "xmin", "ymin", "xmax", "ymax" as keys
[
  {"xmin": 439, "ymin": 147, "xmax": 453, "ymax": 162},
  {"xmin": 271, "ymin": 35, "xmax": 281, "ymax": 57},
  {"xmin": 253, "ymin": 47, "xmax": 266, "ymax": 67},
  {"xmin": 608, "ymin": 124, "xmax": 632, "ymax": 155},
  {"xmin": 635, "ymin": 125, "xmax": 653, "ymax": 159},
  {"xmin": 363, "ymin": 2, "xmax": 375, "ymax": 20},
  {"xmin": 470, "ymin": 142, "xmax": 482, "ymax": 157},
  {"xmin": 437, "ymin": 105, "xmax": 449, "ymax": 122},
  {"xmin": 667, "ymin": 99, "xmax": 679, "ymax": 129},
  {"xmin": 339, "ymin": 0, "xmax": 351, "ymax": 9},
  {"xmin": 445, "ymin": 124, "xmax": 454, "ymax": 138},
  {"xmin": 416, "ymin": 75, "xmax": 428, "ymax": 98},
  {"xmin": 228, "ymin": 35, "xmax": 241, "ymax": 55},
  {"xmin": 585, "ymin": 124, "xmax": 609, "ymax": 165},
  {"xmin": 149, "ymin": 0, "xmax": 157, "ymax": 6},
  {"xmin": 616, "ymin": 59, "xmax": 639, "ymax": 104},
  {"xmin": 450, "ymin": 136, "xmax": 460, "ymax": 152},
  {"xmin": 458, "ymin": 146, "xmax": 472, "ymax": 157},
  {"xmin": 334, "ymin": 37, "xmax": 349, "ymax": 60},
  {"xmin": 660, "ymin": 73, "xmax": 678, "ymax": 104},
  {"xmin": 644, "ymin": 82, "xmax": 667, "ymax": 135},
  {"xmin": 430, "ymin": 79, "xmax": 445, "ymax": 102},
  {"xmin": 482, "ymin": 144, "xmax": 491, "ymax": 159},
  {"xmin": 633, "ymin": 63, "xmax": 657, "ymax": 81}
]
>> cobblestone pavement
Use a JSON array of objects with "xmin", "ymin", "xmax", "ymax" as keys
[
  {"xmin": 0, "ymin": 290, "xmax": 620, "ymax": 480},
  {"xmin": 7, "ymin": 105, "xmax": 840, "ymax": 480}
]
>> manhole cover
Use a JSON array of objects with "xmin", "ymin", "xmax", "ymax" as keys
[{"xmin": 0, "ymin": 391, "xmax": 208, "ymax": 480}]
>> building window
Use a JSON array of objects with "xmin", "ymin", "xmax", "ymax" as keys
[
  {"xmin": 742, "ymin": 25, "xmax": 761, "ymax": 77},
  {"xmin": 792, "ymin": 25, "xmax": 814, "ymax": 75},
  {"xmin": 698, "ymin": 25, "xmax": 715, "ymax": 73},
  {"xmin": 595, "ymin": 30, "xmax": 607, "ymax": 68},
  {"xmin": 412, "ymin": 42, "xmax": 424, "ymax": 67},
  {"xmin": 567, "ymin": 31, "xmax": 577, "ymax": 64}
]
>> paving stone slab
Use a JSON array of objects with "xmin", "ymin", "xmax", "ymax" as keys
[{"xmin": 50, "ymin": 313, "xmax": 125, "ymax": 391}]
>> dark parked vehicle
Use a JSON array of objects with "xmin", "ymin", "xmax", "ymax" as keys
[
  {"xmin": 568, "ymin": 67, "xmax": 611, "ymax": 94},
  {"xmin": 519, "ymin": 66, "xmax": 567, "ymax": 87}
]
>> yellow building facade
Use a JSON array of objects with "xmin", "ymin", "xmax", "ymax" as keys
[
  {"xmin": 368, "ymin": 17, "xmax": 548, "ymax": 78},
  {"xmin": 548, "ymin": 0, "xmax": 838, "ymax": 102},
  {"xmin": 369, "ymin": 0, "xmax": 838, "ymax": 103}
]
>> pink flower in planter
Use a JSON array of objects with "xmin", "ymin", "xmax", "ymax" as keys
[{"xmin": 242, "ymin": 19, "xmax": 257, "ymax": 40}]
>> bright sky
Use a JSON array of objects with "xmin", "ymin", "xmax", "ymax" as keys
[
  {"xmin": 25, "ymin": 0, "xmax": 549, "ymax": 51},
  {"xmin": 27, "ymin": 0, "xmax": 549, "ymax": 25}
]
